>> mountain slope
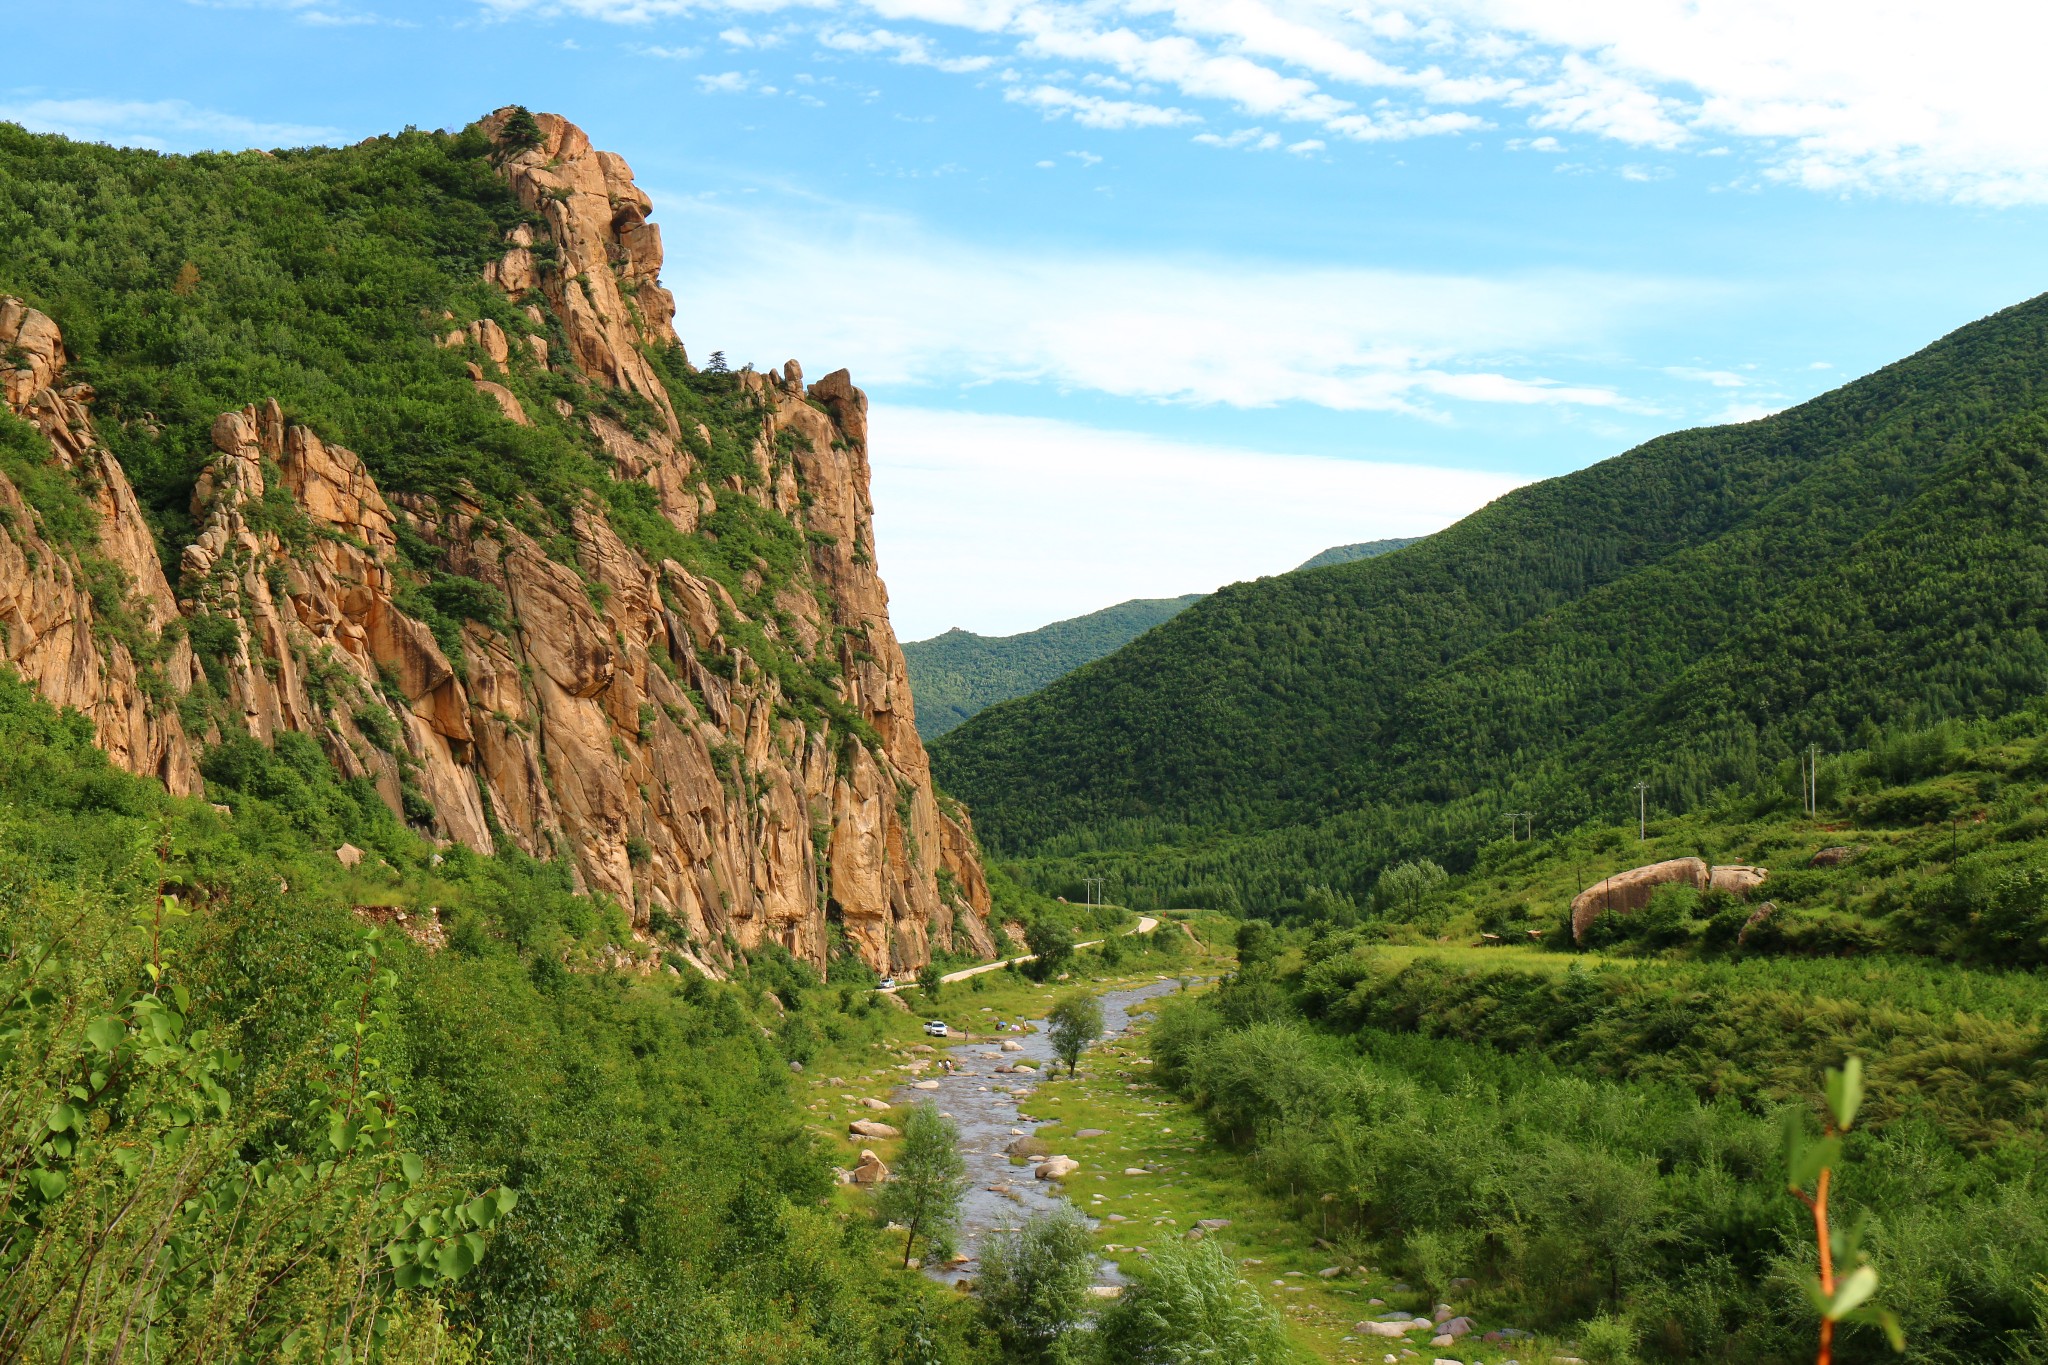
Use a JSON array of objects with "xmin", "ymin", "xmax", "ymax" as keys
[
  {"xmin": 0, "ymin": 110, "xmax": 989, "ymax": 973},
  {"xmin": 1293, "ymin": 536, "xmax": 1419, "ymax": 571},
  {"xmin": 931, "ymin": 295, "xmax": 2048, "ymax": 904},
  {"xmin": 904, "ymin": 594, "xmax": 1203, "ymax": 738}
]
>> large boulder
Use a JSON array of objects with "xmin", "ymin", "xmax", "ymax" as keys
[
  {"xmin": 1035, "ymin": 1156, "xmax": 1080, "ymax": 1180},
  {"xmin": 849, "ymin": 1119, "xmax": 900, "ymax": 1139},
  {"xmin": 1570, "ymin": 857, "xmax": 1768, "ymax": 940},
  {"xmin": 851, "ymin": 1149, "xmax": 889, "ymax": 1184}
]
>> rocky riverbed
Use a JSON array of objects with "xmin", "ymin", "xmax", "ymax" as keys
[{"xmin": 889, "ymin": 977, "xmax": 1183, "ymax": 1287}]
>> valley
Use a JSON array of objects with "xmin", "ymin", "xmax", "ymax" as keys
[{"xmin": 0, "ymin": 96, "xmax": 2045, "ymax": 1365}]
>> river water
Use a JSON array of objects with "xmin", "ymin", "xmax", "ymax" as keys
[{"xmin": 889, "ymin": 977, "xmax": 1185, "ymax": 1286}]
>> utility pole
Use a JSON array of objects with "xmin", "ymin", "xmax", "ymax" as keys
[
  {"xmin": 1633, "ymin": 781, "xmax": 1649, "ymax": 841},
  {"xmin": 1518, "ymin": 811, "xmax": 1536, "ymax": 841},
  {"xmin": 1809, "ymin": 744, "xmax": 1820, "ymax": 814}
]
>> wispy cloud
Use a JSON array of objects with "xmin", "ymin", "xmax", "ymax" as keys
[
  {"xmin": 654, "ymin": 195, "xmax": 1674, "ymax": 416},
  {"xmin": 479, "ymin": 0, "xmax": 2048, "ymax": 204},
  {"xmin": 0, "ymin": 95, "xmax": 338, "ymax": 149},
  {"xmin": 819, "ymin": 27, "xmax": 995, "ymax": 73},
  {"xmin": 1007, "ymin": 84, "xmax": 1197, "ymax": 129}
]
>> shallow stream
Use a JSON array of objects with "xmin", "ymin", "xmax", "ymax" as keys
[{"xmin": 888, "ymin": 977, "xmax": 1183, "ymax": 1286}]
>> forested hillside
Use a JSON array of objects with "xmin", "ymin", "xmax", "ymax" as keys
[
  {"xmin": 1292, "ymin": 535, "xmax": 1418, "ymax": 571},
  {"xmin": 932, "ymin": 295, "xmax": 2048, "ymax": 909},
  {"xmin": 904, "ymin": 594, "xmax": 1203, "ymax": 738}
]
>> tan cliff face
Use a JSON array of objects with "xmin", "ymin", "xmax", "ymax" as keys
[{"xmin": 0, "ymin": 109, "xmax": 991, "ymax": 975}]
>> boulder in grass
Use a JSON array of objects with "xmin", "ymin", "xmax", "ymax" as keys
[
  {"xmin": 849, "ymin": 1120, "xmax": 900, "ymax": 1139},
  {"xmin": 1196, "ymin": 1218, "xmax": 1232, "ymax": 1231},
  {"xmin": 1035, "ymin": 1156, "xmax": 1080, "ymax": 1180},
  {"xmin": 850, "ymin": 1150, "xmax": 889, "ymax": 1184},
  {"xmin": 1439, "ymin": 1316, "xmax": 1476, "ymax": 1338},
  {"xmin": 1318, "ymin": 1266, "xmax": 1344, "ymax": 1279}
]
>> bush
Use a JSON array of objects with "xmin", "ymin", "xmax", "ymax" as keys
[
  {"xmin": 1094, "ymin": 1237, "xmax": 1289, "ymax": 1365},
  {"xmin": 976, "ymin": 1204, "xmax": 1095, "ymax": 1361}
]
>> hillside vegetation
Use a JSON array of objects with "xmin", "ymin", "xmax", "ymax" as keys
[
  {"xmin": 1292, "ymin": 535, "xmax": 1419, "ymax": 571},
  {"xmin": 904, "ymin": 594, "xmax": 1204, "ymax": 738},
  {"xmin": 932, "ymin": 295, "xmax": 2048, "ymax": 912}
]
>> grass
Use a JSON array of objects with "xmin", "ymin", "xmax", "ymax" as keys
[{"xmin": 1021, "ymin": 996, "xmax": 1582, "ymax": 1365}]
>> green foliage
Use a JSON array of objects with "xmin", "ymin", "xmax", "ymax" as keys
[
  {"xmin": 1146, "ymin": 943, "xmax": 2048, "ymax": 1361},
  {"xmin": 1092, "ymin": 1236, "xmax": 1291, "ymax": 1365},
  {"xmin": 0, "ymin": 408, "xmax": 99, "ymax": 548},
  {"xmin": 976, "ymin": 1204, "xmax": 1096, "ymax": 1361},
  {"xmin": 875, "ymin": 1101, "xmax": 969, "ymax": 1268},
  {"xmin": 1046, "ymin": 991, "xmax": 1104, "ymax": 1077},
  {"xmin": 934, "ymin": 295, "xmax": 2048, "ymax": 912},
  {"xmin": 1024, "ymin": 916, "xmax": 1076, "ymax": 982},
  {"xmin": 0, "ymin": 665, "xmax": 989, "ymax": 1361},
  {"xmin": 1292, "ymin": 536, "xmax": 1420, "ymax": 571},
  {"xmin": 904, "ymin": 594, "xmax": 1205, "ymax": 740}
]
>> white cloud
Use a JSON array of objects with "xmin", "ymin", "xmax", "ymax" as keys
[
  {"xmin": 1285, "ymin": 137, "xmax": 1324, "ymax": 155},
  {"xmin": 0, "ymin": 96, "xmax": 337, "ymax": 150},
  {"xmin": 1007, "ymin": 84, "xmax": 1197, "ymax": 129},
  {"xmin": 1664, "ymin": 365, "xmax": 1745, "ymax": 388},
  {"xmin": 656, "ymin": 195, "xmax": 1670, "ymax": 415},
  {"xmin": 820, "ymin": 27, "xmax": 995, "ymax": 72},
  {"xmin": 481, "ymin": 0, "xmax": 2048, "ymax": 203},
  {"xmin": 1194, "ymin": 127, "xmax": 1280, "ymax": 150},
  {"xmin": 870, "ymin": 406, "xmax": 1523, "ymax": 637},
  {"xmin": 697, "ymin": 71, "xmax": 754, "ymax": 92}
]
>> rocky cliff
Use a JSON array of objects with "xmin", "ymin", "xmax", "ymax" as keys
[{"xmin": 0, "ymin": 108, "xmax": 990, "ymax": 975}]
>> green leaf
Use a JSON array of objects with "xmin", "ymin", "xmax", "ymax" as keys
[
  {"xmin": 46, "ymin": 1101, "xmax": 79, "ymax": 1133},
  {"xmin": 1825, "ymin": 1056, "xmax": 1866, "ymax": 1132},
  {"xmin": 27, "ymin": 1168, "xmax": 67, "ymax": 1200},
  {"xmin": 495, "ymin": 1186, "xmax": 520, "ymax": 1217},
  {"xmin": 86, "ymin": 1015, "xmax": 125, "ymax": 1052},
  {"xmin": 1826, "ymin": 1264, "xmax": 1880, "ymax": 1320},
  {"xmin": 400, "ymin": 1152, "xmax": 423, "ymax": 1184}
]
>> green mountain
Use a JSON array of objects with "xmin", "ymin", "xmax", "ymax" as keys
[
  {"xmin": 931, "ymin": 293, "xmax": 2048, "ymax": 911},
  {"xmin": 906, "ymin": 543, "xmax": 1420, "ymax": 739},
  {"xmin": 904, "ymin": 595, "xmax": 1204, "ymax": 738},
  {"xmin": 1292, "ymin": 535, "xmax": 1419, "ymax": 571}
]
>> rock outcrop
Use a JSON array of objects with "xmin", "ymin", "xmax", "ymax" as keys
[
  {"xmin": 0, "ymin": 108, "xmax": 991, "ymax": 975},
  {"xmin": 1570, "ymin": 856, "xmax": 1767, "ymax": 941}
]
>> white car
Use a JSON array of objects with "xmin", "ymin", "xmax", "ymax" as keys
[
  {"xmin": 878, "ymin": 977, "xmax": 896, "ymax": 989},
  {"xmin": 924, "ymin": 1020, "xmax": 949, "ymax": 1038}
]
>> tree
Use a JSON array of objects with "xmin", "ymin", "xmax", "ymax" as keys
[
  {"xmin": 1025, "ymin": 916, "xmax": 1075, "ymax": 982},
  {"xmin": 1046, "ymin": 992, "xmax": 1104, "ymax": 1078},
  {"xmin": 977, "ymin": 1204, "xmax": 1096, "ymax": 1361},
  {"xmin": 875, "ymin": 1101, "xmax": 968, "ymax": 1268},
  {"xmin": 705, "ymin": 349, "xmax": 730, "ymax": 374},
  {"xmin": 1371, "ymin": 859, "xmax": 1448, "ymax": 922},
  {"xmin": 1095, "ymin": 1236, "xmax": 1289, "ymax": 1364},
  {"xmin": 496, "ymin": 105, "xmax": 543, "ymax": 152},
  {"xmin": 919, "ymin": 961, "xmax": 944, "ymax": 1001}
]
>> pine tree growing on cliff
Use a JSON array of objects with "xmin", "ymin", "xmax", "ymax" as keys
[
  {"xmin": 497, "ymin": 105, "xmax": 543, "ymax": 151},
  {"xmin": 875, "ymin": 1102, "xmax": 968, "ymax": 1268}
]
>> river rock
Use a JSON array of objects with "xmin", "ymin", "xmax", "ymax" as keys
[
  {"xmin": 1439, "ymin": 1315, "xmax": 1476, "ymax": 1338},
  {"xmin": 1035, "ymin": 1156, "xmax": 1080, "ymax": 1180},
  {"xmin": 849, "ymin": 1120, "xmax": 900, "ymax": 1138},
  {"xmin": 860, "ymin": 1097, "xmax": 891, "ymax": 1110},
  {"xmin": 850, "ymin": 1150, "xmax": 888, "ymax": 1184},
  {"xmin": 1001, "ymin": 1040, "xmax": 1024, "ymax": 1052},
  {"xmin": 1124, "ymin": 1167, "xmax": 1151, "ymax": 1175},
  {"xmin": 913, "ymin": 1080, "xmax": 941, "ymax": 1090},
  {"xmin": 1358, "ymin": 1322, "xmax": 1409, "ymax": 1338}
]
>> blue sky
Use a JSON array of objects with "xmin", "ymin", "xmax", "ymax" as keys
[{"xmin": 7, "ymin": 1, "xmax": 2048, "ymax": 637}]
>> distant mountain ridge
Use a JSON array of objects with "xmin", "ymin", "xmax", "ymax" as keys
[
  {"xmin": 1295, "ymin": 536, "xmax": 1419, "ymax": 571},
  {"xmin": 905, "ymin": 538, "xmax": 1422, "ymax": 738},
  {"xmin": 905, "ymin": 595, "xmax": 1205, "ymax": 738}
]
